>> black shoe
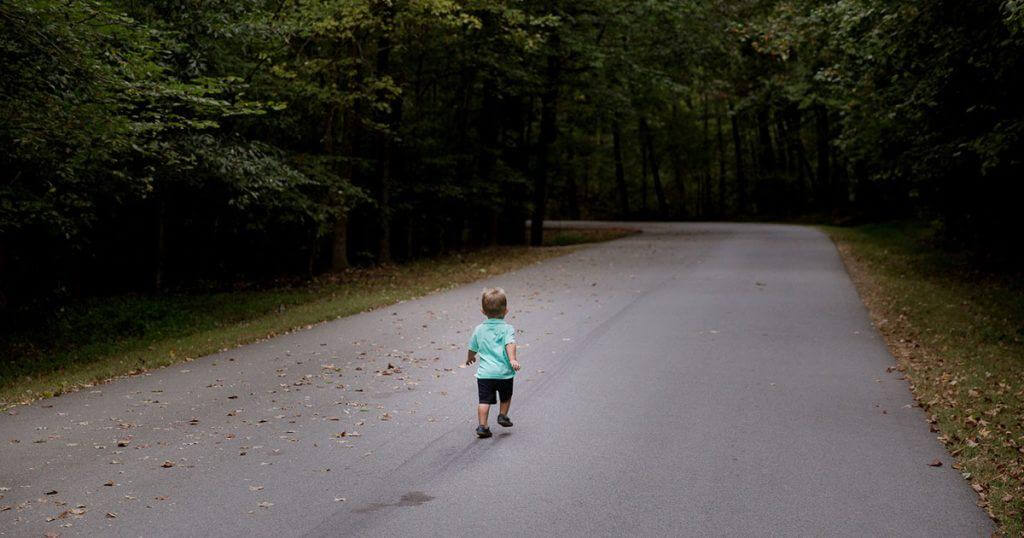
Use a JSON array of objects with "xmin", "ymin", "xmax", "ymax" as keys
[
  {"xmin": 496, "ymin": 414, "xmax": 513, "ymax": 427},
  {"xmin": 476, "ymin": 425, "xmax": 492, "ymax": 438}
]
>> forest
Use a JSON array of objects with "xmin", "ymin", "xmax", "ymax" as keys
[{"xmin": 3, "ymin": 0, "xmax": 1023, "ymax": 311}]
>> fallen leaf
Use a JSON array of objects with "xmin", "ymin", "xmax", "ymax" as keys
[
  {"xmin": 103, "ymin": 481, "xmax": 115, "ymax": 487},
  {"xmin": 334, "ymin": 497, "xmax": 346, "ymax": 502},
  {"xmin": 46, "ymin": 490, "xmax": 58, "ymax": 495},
  {"xmin": 258, "ymin": 501, "xmax": 273, "ymax": 508},
  {"xmin": 1002, "ymin": 494, "xmax": 1013, "ymax": 502},
  {"xmin": 249, "ymin": 486, "xmax": 263, "ymax": 492},
  {"xmin": 161, "ymin": 461, "xmax": 175, "ymax": 468},
  {"xmin": 928, "ymin": 459, "xmax": 943, "ymax": 467},
  {"xmin": 106, "ymin": 512, "xmax": 117, "ymax": 518}
]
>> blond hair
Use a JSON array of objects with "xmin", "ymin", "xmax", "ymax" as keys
[{"xmin": 481, "ymin": 287, "xmax": 507, "ymax": 317}]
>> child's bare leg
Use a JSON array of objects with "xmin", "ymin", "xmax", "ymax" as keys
[
  {"xmin": 477, "ymin": 404, "xmax": 489, "ymax": 426},
  {"xmin": 498, "ymin": 400, "xmax": 511, "ymax": 417}
]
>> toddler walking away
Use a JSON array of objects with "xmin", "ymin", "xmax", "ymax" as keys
[{"xmin": 465, "ymin": 287, "xmax": 520, "ymax": 438}]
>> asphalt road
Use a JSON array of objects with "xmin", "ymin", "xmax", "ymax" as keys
[{"xmin": 1, "ymin": 222, "xmax": 992, "ymax": 537}]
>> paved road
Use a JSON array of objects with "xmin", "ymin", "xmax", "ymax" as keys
[{"xmin": 1, "ymin": 222, "xmax": 992, "ymax": 537}]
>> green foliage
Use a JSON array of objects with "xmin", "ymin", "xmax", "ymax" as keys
[{"xmin": 2, "ymin": 0, "xmax": 1021, "ymax": 309}]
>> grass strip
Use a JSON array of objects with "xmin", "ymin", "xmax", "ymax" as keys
[
  {"xmin": 1, "ymin": 227, "xmax": 637, "ymax": 408},
  {"xmin": 825, "ymin": 221, "xmax": 1023, "ymax": 535}
]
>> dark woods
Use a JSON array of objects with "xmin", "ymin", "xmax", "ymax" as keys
[{"xmin": 2, "ymin": 0, "xmax": 1022, "ymax": 312}]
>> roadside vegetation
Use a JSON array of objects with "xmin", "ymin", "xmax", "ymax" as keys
[
  {"xmin": 827, "ymin": 222, "xmax": 1024, "ymax": 535},
  {"xmin": 0, "ymin": 228, "xmax": 635, "ymax": 409}
]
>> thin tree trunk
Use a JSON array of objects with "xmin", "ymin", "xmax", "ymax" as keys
[
  {"xmin": 775, "ymin": 113, "xmax": 791, "ymax": 174},
  {"xmin": 701, "ymin": 94, "xmax": 711, "ymax": 218},
  {"xmin": 730, "ymin": 104, "xmax": 746, "ymax": 214},
  {"xmin": 757, "ymin": 106, "xmax": 776, "ymax": 174},
  {"xmin": 670, "ymin": 104, "xmax": 687, "ymax": 217},
  {"xmin": 815, "ymin": 105, "xmax": 831, "ymax": 209},
  {"xmin": 640, "ymin": 117, "xmax": 666, "ymax": 217},
  {"xmin": 331, "ymin": 213, "xmax": 348, "ymax": 271},
  {"xmin": 639, "ymin": 123, "xmax": 649, "ymax": 215},
  {"xmin": 477, "ymin": 83, "xmax": 501, "ymax": 244},
  {"xmin": 530, "ymin": 49, "xmax": 560, "ymax": 246},
  {"xmin": 331, "ymin": 39, "xmax": 363, "ymax": 272},
  {"xmin": 716, "ymin": 105, "xmax": 727, "ymax": 216},
  {"xmin": 612, "ymin": 120, "xmax": 629, "ymax": 216},
  {"xmin": 0, "ymin": 238, "xmax": 6, "ymax": 309},
  {"xmin": 154, "ymin": 199, "xmax": 166, "ymax": 292},
  {"xmin": 788, "ymin": 107, "xmax": 814, "ymax": 208},
  {"xmin": 374, "ymin": 2, "xmax": 395, "ymax": 263},
  {"xmin": 564, "ymin": 146, "xmax": 580, "ymax": 220}
]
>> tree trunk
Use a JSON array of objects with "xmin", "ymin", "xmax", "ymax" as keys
[
  {"xmin": 774, "ymin": 113, "xmax": 791, "ymax": 175},
  {"xmin": 153, "ymin": 199, "xmax": 166, "ymax": 293},
  {"xmin": 757, "ymin": 106, "xmax": 776, "ymax": 174},
  {"xmin": 815, "ymin": 105, "xmax": 831, "ymax": 209},
  {"xmin": 530, "ymin": 50, "xmax": 560, "ymax": 247},
  {"xmin": 730, "ymin": 105, "xmax": 746, "ymax": 215},
  {"xmin": 564, "ymin": 146, "xmax": 580, "ymax": 220},
  {"xmin": 477, "ymin": 83, "xmax": 501, "ymax": 244},
  {"xmin": 0, "ymin": 237, "xmax": 6, "ymax": 309},
  {"xmin": 331, "ymin": 212, "xmax": 349, "ymax": 271},
  {"xmin": 612, "ymin": 120, "xmax": 629, "ymax": 216},
  {"xmin": 701, "ymin": 94, "xmax": 711, "ymax": 218},
  {"xmin": 374, "ymin": 2, "xmax": 395, "ymax": 263},
  {"xmin": 640, "ymin": 117, "xmax": 666, "ymax": 217},
  {"xmin": 639, "ymin": 123, "xmax": 649, "ymax": 215},
  {"xmin": 789, "ymin": 107, "xmax": 814, "ymax": 206},
  {"xmin": 716, "ymin": 106, "xmax": 727, "ymax": 216},
  {"xmin": 331, "ymin": 38, "xmax": 364, "ymax": 272},
  {"xmin": 670, "ymin": 104, "xmax": 687, "ymax": 217}
]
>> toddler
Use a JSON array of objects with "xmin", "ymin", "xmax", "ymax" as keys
[{"xmin": 465, "ymin": 287, "xmax": 520, "ymax": 438}]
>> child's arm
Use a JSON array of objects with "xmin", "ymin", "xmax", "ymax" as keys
[
  {"xmin": 506, "ymin": 342, "xmax": 520, "ymax": 371},
  {"xmin": 465, "ymin": 349, "xmax": 477, "ymax": 366}
]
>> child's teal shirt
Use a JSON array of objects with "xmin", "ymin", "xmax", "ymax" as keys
[{"xmin": 468, "ymin": 318, "xmax": 516, "ymax": 379}]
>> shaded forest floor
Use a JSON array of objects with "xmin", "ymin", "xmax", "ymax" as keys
[
  {"xmin": 827, "ymin": 222, "xmax": 1024, "ymax": 535},
  {"xmin": 0, "ymin": 227, "xmax": 636, "ymax": 408}
]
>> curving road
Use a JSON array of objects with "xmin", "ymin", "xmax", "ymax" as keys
[{"xmin": 1, "ymin": 222, "xmax": 992, "ymax": 536}]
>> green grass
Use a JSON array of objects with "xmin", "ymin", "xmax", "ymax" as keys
[
  {"xmin": 0, "ymin": 227, "xmax": 635, "ymax": 409},
  {"xmin": 541, "ymin": 227, "xmax": 639, "ymax": 246},
  {"xmin": 825, "ymin": 221, "xmax": 1024, "ymax": 535}
]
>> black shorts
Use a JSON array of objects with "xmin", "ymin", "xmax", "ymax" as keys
[{"xmin": 477, "ymin": 378, "xmax": 513, "ymax": 404}]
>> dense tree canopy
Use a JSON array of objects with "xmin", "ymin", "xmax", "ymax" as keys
[{"xmin": 2, "ymin": 0, "xmax": 1021, "ymax": 310}]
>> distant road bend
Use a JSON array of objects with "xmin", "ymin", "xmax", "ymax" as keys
[{"xmin": 0, "ymin": 222, "xmax": 992, "ymax": 537}]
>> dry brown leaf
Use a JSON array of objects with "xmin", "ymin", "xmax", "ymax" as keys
[
  {"xmin": 928, "ymin": 459, "xmax": 943, "ymax": 467},
  {"xmin": 161, "ymin": 461, "xmax": 175, "ymax": 468}
]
